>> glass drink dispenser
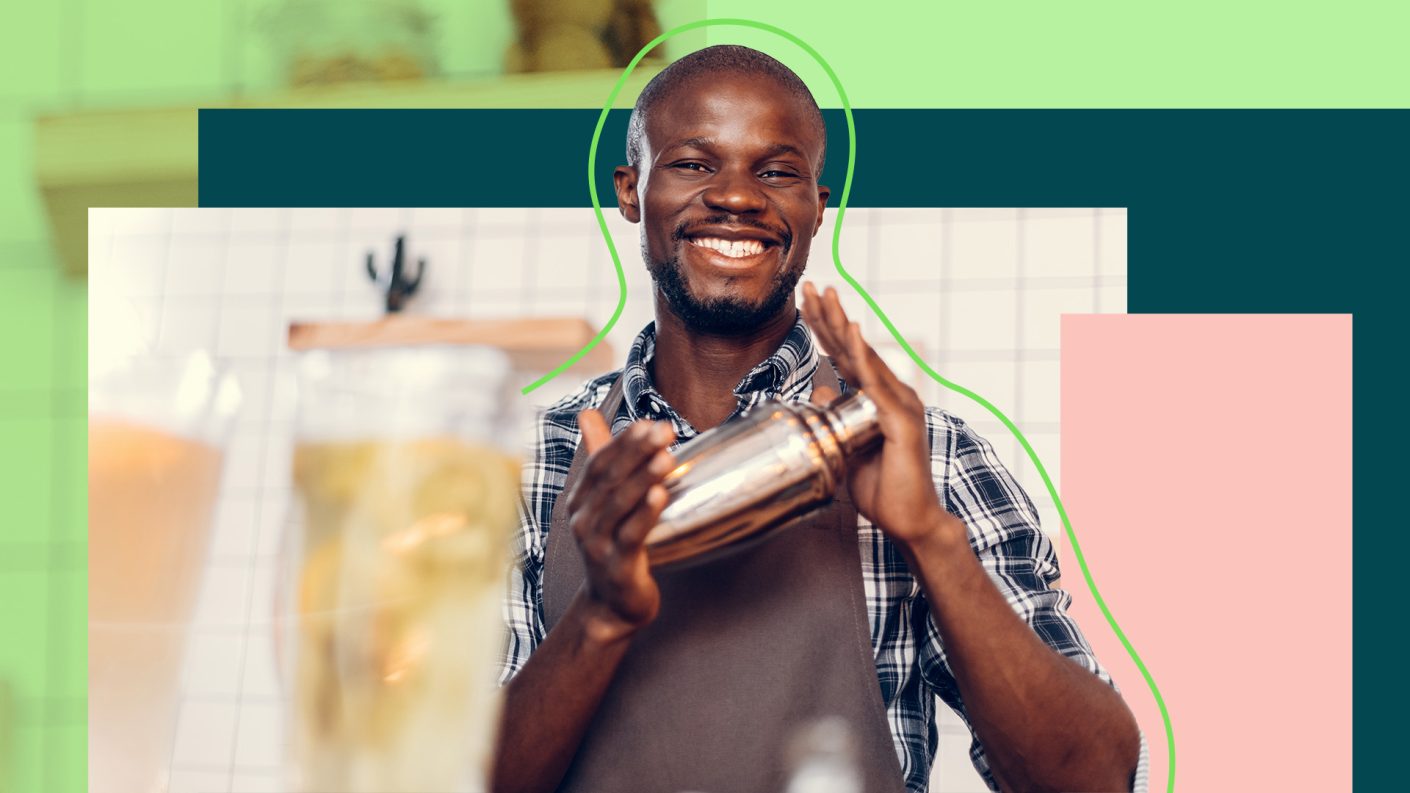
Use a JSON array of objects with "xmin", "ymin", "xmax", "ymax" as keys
[{"xmin": 278, "ymin": 345, "xmax": 521, "ymax": 793}]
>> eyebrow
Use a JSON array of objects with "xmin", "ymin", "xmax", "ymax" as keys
[{"xmin": 663, "ymin": 137, "xmax": 810, "ymax": 162}]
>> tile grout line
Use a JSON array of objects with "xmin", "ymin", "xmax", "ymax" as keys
[
  {"xmin": 1094, "ymin": 208, "xmax": 1104, "ymax": 314},
  {"xmin": 222, "ymin": 208, "xmax": 296, "ymax": 792},
  {"xmin": 1013, "ymin": 210, "xmax": 1027, "ymax": 474},
  {"xmin": 524, "ymin": 208, "xmax": 540, "ymax": 313},
  {"xmin": 161, "ymin": 209, "xmax": 235, "ymax": 780},
  {"xmin": 939, "ymin": 208, "xmax": 952, "ymax": 407}
]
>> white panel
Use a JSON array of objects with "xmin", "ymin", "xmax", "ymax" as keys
[
  {"xmin": 171, "ymin": 208, "xmax": 231, "ymax": 236},
  {"xmin": 165, "ymin": 236, "xmax": 225, "ymax": 296},
  {"xmin": 227, "ymin": 208, "xmax": 287, "ymax": 236},
  {"xmin": 239, "ymin": 635, "xmax": 283, "ymax": 700},
  {"xmin": 281, "ymin": 240, "xmax": 343, "ymax": 296},
  {"xmin": 1097, "ymin": 209, "xmax": 1130, "ymax": 278},
  {"xmin": 166, "ymin": 768, "xmax": 231, "ymax": 793},
  {"xmin": 947, "ymin": 288, "xmax": 1018, "ymax": 352},
  {"xmin": 180, "ymin": 632, "xmax": 245, "ymax": 696},
  {"xmin": 286, "ymin": 208, "xmax": 346, "ymax": 233},
  {"xmin": 170, "ymin": 699, "xmax": 239, "ymax": 767},
  {"xmin": 876, "ymin": 217, "xmax": 946, "ymax": 283},
  {"xmin": 1024, "ymin": 214, "xmax": 1098, "ymax": 278},
  {"xmin": 156, "ymin": 300, "xmax": 220, "ymax": 355},
  {"xmin": 468, "ymin": 233, "xmax": 530, "ymax": 294},
  {"xmin": 233, "ymin": 701, "xmax": 285, "ymax": 769},
  {"xmin": 216, "ymin": 301, "xmax": 281, "ymax": 359},
  {"xmin": 1022, "ymin": 286, "xmax": 1095, "ymax": 350},
  {"xmin": 944, "ymin": 361, "xmax": 1018, "ymax": 420},
  {"xmin": 192, "ymin": 564, "xmax": 252, "ymax": 631},
  {"xmin": 1021, "ymin": 359, "xmax": 1063, "ymax": 426},
  {"xmin": 219, "ymin": 237, "xmax": 283, "ymax": 296},
  {"xmin": 948, "ymin": 214, "xmax": 1019, "ymax": 281},
  {"xmin": 105, "ymin": 234, "xmax": 169, "ymax": 299},
  {"xmin": 211, "ymin": 495, "xmax": 260, "ymax": 560},
  {"xmin": 85, "ymin": 206, "xmax": 1127, "ymax": 785}
]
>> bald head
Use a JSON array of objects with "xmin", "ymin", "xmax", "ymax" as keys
[{"xmin": 626, "ymin": 45, "xmax": 827, "ymax": 173}]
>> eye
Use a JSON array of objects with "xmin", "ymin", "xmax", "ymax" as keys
[
  {"xmin": 760, "ymin": 170, "xmax": 800, "ymax": 179},
  {"xmin": 670, "ymin": 162, "xmax": 710, "ymax": 172}
]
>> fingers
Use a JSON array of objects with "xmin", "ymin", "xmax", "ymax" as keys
[
  {"xmin": 600, "ymin": 448, "xmax": 676, "ymax": 547},
  {"xmin": 801, "ymin": 283, "xmax": 856, "ymax": 384},
  {"xmin": 802, "ymin": 282, "xmax": 901, "ymax": 394},
  {"xmin": 616, "ymin": 483, "xmax": 670, "ymax": 546},
  {"xmin": 801, "ymin": 283, "xmax": 927, "ymax": 428},
  {"xmin": 576, "ymin": 415, "xmax": 674, "ymax": 489},
  {"xmin": 821, "ymin": 284, "xmax": 853, "ymax": 348},
  {"xmin": 567, "ymin": 415, "xmax": 677, "ymax": 554},
  {"xmin": 845, "ymin": 322, "xmax": 906, "ymax": 404}
]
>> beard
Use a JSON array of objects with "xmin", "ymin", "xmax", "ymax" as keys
[{"xmin": 645, "ymin": 219, "xmax": 803, "ymax": 336}]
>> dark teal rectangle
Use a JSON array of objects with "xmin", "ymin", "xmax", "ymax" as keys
[
  {"xmin": 202, "ymin": 108, "xmax": 1149, "ymax": 208},
  {"xmin": 198, "ymin": 108, "xmax": 1406, "ymax": 788}
]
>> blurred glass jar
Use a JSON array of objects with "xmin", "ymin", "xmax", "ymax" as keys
[
  {"xmin": 277, "ymin": 346, "xmax": 521, "ymax": 793},
  {"xmin": 88, "ymin": 351, "xmax": 242, "ymax": 793},
  {"xmin": 258, "ymin": 0, "xmax": 440, "ymax": 87}
]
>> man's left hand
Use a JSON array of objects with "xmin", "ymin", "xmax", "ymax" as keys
[{"xmin": 800, "ymin": 282, "xmax": 961, "ymax": 550}]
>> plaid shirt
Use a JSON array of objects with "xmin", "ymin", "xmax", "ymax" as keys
[{"xmin": 502, "ymin": 313, "xmax": 1149, "ymax": 792}]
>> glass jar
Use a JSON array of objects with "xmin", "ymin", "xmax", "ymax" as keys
[{"xmin": 277, "ymin": 345, "xmax": 521, "ymax": 793}]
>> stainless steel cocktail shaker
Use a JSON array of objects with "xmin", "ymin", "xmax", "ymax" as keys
[{"xmin": 644, "ymin": 391, "xmax": 882, "ymax": 566}]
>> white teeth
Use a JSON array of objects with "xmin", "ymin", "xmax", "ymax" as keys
[{"xmin": 689, "ymin": 237, "xmax": 766, "ymax": 258}]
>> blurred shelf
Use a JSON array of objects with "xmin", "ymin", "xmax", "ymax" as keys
[
  {"xmin": 288, "ymin": 314, "xmax": 616, "ymax": 382},
  {"xmin": 35, "ymin": 66, "xmax": 664, "ymax": 277}
]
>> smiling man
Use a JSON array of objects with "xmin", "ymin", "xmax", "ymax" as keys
[{"xmin": 494, "ymin": 45, "xmax": 1145, "ymax": 793}]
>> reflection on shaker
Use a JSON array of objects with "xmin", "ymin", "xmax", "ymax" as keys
[{"xmin": 645, "ymin": 390, "xmax": 881, "ymax": 566}]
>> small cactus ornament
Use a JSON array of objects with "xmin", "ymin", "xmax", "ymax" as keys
[{"xmin": 366, "ymin": 235, "xmax": 425, "ymax": 313}]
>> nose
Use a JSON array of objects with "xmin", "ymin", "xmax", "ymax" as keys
[{"xmin": 701, "ymin": 166, "xmax": 766, "ymax": 215}]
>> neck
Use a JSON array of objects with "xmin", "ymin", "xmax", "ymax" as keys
[{"xmin": 649, "ymin": 297, "xmax": 799, "ymax": 432}]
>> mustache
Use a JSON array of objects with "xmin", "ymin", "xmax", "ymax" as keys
[{"xmin": 671, "ymin": 215, "xmax": 793, "ymax": 253}]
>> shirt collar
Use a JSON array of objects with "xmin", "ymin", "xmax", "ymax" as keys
[{"xmin": 620, "ymin": 311, "xmax": 822, "ymax": 432}]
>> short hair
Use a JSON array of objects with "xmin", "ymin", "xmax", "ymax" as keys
[{"xmin": 625, "ymin": 44, "xmax": 827, "ymax": 173}]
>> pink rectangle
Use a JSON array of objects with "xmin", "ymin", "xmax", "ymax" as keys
[{"xmin": 1060, "ymin": 314, "xmax": 1352, "ymax": 791}]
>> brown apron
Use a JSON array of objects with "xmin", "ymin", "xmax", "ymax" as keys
[{"xmin": 542, "ymin": 361, "xmax": 906, "ymax": 793}]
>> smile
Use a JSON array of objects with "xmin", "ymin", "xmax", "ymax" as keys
[{"xmin": 686, "ymin": 237, "xmax": 773, "ymax": 259}]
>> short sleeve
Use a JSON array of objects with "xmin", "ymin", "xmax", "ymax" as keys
[{"xmin": 497, "ymin": 411, "xmax": 550, "ymax": 686}]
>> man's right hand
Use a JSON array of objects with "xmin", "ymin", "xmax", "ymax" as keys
[
  {"xmin": 493, "ymin": 411, "xmax": 678, "ymax": 793},
  {"xmin": 563, "ymin": 409, "xmax": 677, "ymax": 644}
]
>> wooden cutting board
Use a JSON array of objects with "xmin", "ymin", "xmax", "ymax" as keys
[{"xmin": 287, "ymin": 315, "xmax": 615, "ymax": 381}]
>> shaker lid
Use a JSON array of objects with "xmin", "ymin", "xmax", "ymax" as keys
[{"xmin": 825, "ymin": 391, "xmax": 882, "ymax": 456}]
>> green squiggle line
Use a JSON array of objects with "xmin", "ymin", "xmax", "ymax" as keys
[{"xmin": 522, "ymin": 17, "xmax": 1175, "ymax": 793}]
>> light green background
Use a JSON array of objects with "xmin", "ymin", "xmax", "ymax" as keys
[
  {"xmin": 704, "ymin": 1, "xmax": 1410, "ymax": 107},
  {"xmin": 1, "ymin": 0, "xmax": 1405, "ymax": 789}
]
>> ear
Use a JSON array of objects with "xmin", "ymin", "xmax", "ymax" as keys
[
  {"xmin": 812, "ymin": 184, "xmax": 831, "ymax": 236},
  {"xmin": 614, "ymin": 166, "xmax": 641, "ymax": 223}
]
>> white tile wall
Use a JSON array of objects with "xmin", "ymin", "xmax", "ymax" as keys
[{"xmin": 90, "ymin": 206, "xmax": 1126, "ymax": 793}]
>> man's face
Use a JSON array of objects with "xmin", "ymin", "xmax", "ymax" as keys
[{"xmin": 614, "ymin": 73, "xmax": 830, "ymax": 335}]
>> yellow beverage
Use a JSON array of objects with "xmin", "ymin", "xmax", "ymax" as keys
[{"xmin": 287, "ymin": 436, "xmax": 520, "ymax": 792}]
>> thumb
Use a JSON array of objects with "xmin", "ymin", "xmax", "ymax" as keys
[
  {"xmin": 578, "ymin": 409, "xmax": 611, "ymax": 454},
  {"xmin": 811, "ymin": 385, "xmax": 839, "ymax": 406}
]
